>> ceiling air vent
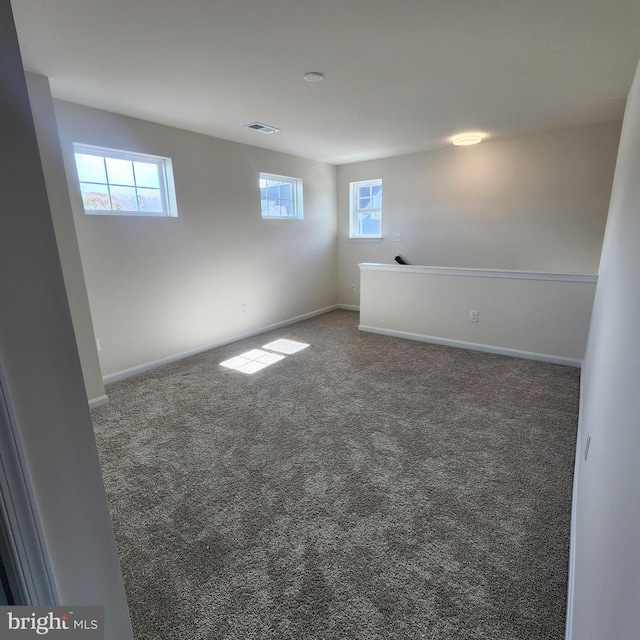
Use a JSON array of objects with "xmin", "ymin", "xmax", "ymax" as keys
[{"xmin": 245, "ymin": 122, "xmax": 281, "ymax": 135}]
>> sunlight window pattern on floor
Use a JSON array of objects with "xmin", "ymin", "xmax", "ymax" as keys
[{"xmin": 220, "ymin": 339, "xmax": 309, "ymax": 374}]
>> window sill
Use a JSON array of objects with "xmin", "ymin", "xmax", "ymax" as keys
[
  {"xmin": 84, "ymin": 210, "xmax": 177, "ymax": 218},
  {"xmin": 261, "ymin": 217, "xmax": 303, "ymax": 221},
  {"xmin": 348, "ymin": 237, "xmax": 383, "ymax": 243}
]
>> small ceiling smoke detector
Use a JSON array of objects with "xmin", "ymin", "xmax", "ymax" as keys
[
  {"xmin": 245, "ymin": 122, "xmax": 281, "ymax": 134},
  {"xmin": 303, "ymin": 71, "xmax": 324, "ymax": 82},
  {"xmin": 451, "ymin": 132, "xmax": 484, "ymax": 146}
]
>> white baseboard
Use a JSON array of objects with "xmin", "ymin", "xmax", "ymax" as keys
[
  {"xmin": 337, "ymin": 304, "xmax": 360, "ymax": 311},
  {"xmin": 88, "ymin": 394, "xmax": 109, "ymax": 410},
  {"xmin": 358, "ymin": 324, "xmax": 583, "ymax": 368},
  {"xmin": 103, "ymin": 305, "xmax": 339, "ymax": 385}
]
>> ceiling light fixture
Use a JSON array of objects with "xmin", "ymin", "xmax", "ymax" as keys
[
  {"xmin": 303, "ymin": 71, "xmax": 324, "ymax": 82},
  {"xmin": 451, "ymin": 132, "xmax": 484, "ymax": 146}
]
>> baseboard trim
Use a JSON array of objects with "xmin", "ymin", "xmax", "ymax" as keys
[
  {"xmin": 88, "ymin": 394, "xmax": 109, "ymax": 410},
  {"xmin": 336, "ymin": 304, "xmax": 360, "ymax": 311},
  {"xmin": 358, "ymin": 324, "xmax": 583, "ymax": 368},
  {"xmin": 103, "ymin": 305, "xmax": 339, "ymax": 385}
]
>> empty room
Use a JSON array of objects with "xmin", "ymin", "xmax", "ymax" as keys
[{"xmin": 1, "ymin": 1, "xmax": 640, "ymax": 639}]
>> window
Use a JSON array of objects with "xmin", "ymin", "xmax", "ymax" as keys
[
  {"xmin": 73, "ymin": 143, "xmax": 178, "ymax": 217},
  {"xmin": 259, "ymin": 173, "xmax": 303, "ymax": 219},
  {"xmin": 350, "ymin": 179, "xmax": 382, "ymax": 238}
]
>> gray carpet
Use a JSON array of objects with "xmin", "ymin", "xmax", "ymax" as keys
[{"xmin": 92, "ymin": 310, "xmax": 578, "ymax": 640}]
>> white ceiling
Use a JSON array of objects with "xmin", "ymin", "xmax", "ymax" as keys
[{"xmin": 10, "ymin": 0, "xmax": 640, "ymax": 165}]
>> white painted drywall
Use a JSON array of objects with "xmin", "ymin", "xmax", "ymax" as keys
[
  {"xmin": 52, "ymin": 102, "xmax": 337, "ymax": 378},
  {"xmin": 0, "ymin": 2, "xmax": 132, "ymax": 637},
  {"xmin": 359, "ymin": 264, "xmax": 596, "ymax": 364},
  {"xmin": 567, "ymin": 59, "xmax": 640, "ymax": 640},
  {"xmin": 24, "ymin": 73, "xmax": 105, "ymax": 405},
  {"xmin": 337, "ymin": 123, "xmax": 620, "ymax": 305}
]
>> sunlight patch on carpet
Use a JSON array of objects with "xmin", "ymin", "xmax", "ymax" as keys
[
  {"xmin": 262, "ymin": 339, "xmax": 309, "ymax": 354},
  {"xmin": 220, "ymin": 349, "xmax": 284, "ymax": 374},
  {"xmin": 221, "ymin": 339, "xmax": 309, "ymax": 374}
]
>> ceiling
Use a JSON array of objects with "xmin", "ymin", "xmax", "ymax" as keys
[{"xmin": 10, "ymin": 0, "xmax": 640, "ymax": 165}]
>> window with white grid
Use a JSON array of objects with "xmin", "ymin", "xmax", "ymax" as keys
[
  {"xmin": 73, "ymin": 143, "xmax": 178, "ymax": 217},
  {"xmin": 259, "ymin": 172, "xmax": 303, "ymax": 219},
  {"xmin": 349, "ymin": 179, "xmax": 382, "ymax": 238}
]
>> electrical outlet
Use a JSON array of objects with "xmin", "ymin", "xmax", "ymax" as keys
[
  {"xmin": 393, "ymin": 232, "xmax": 402, "ymax": 242},
  {"xmin": 241, "ymin": 304, "xmax": 247, "ymax": 313},
  {"xmin": 469, "ymin": 310, "xmax": 479, "ymax": 322},
  {"xmin": 350, "ymin": 284, "xmax": 356, "ymax": 293}
]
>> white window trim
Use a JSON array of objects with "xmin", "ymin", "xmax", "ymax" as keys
[
  {"xmin": 349, "ymin": 178, "xmax": 382, "ymax": 239},
  {"xmin": 73, "ymin": 143, "xmax": 178, "ymax": 217},
  {"xmin": 259, "ymin": 172, "xmax": 303, "ymax": 220}
]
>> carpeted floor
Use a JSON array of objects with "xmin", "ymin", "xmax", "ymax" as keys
[{"xmin": 92, "ymin": 310, "xmax": 579, "ymax": 640}]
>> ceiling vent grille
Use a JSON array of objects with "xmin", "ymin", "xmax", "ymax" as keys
[{"xmin": 245, "ymin": 122, "xmax": 281, "ymax": 135}]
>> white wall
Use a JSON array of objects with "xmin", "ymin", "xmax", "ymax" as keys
[
  {"xmin": 338, "ymin": 123, "xmax": 620, "ymax": 305},
  {"xmin": 53, "ymin": 102, "xmax": 337, "ymax": 378},
  {"xmin": 0, "ymin": 2, "xmax": 131, "ymax": 637},
  {"xmin": 568, "ymin": 59, "xmax": 640, "ymax": 640},
  {"xmin": 25, "ymin": 74, "xmax": 105, "ymax": 405},
  {"xmin": 359, "ymin": 264, "xmax": 596, "ymax": 365}
]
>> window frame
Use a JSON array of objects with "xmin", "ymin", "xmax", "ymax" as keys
[
  {"xmin": 349, "ymin": 179, "xmax": 382, "ymax": 239},
  {"xmin": 259, "ymin": 172, "xmax": 304, "ymax": 220},
  {"xmin": 72, "ymin": 143, "xmax": 178, "ymax": 217}
]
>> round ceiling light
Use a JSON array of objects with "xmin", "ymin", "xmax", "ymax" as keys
[
  {"xmin": 451, "ymin": 132, "xmax": 484, "ymax": 146},
  {"xmin": 303, "ymin": 71, "xmax": 325, "ymax": 82}
]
